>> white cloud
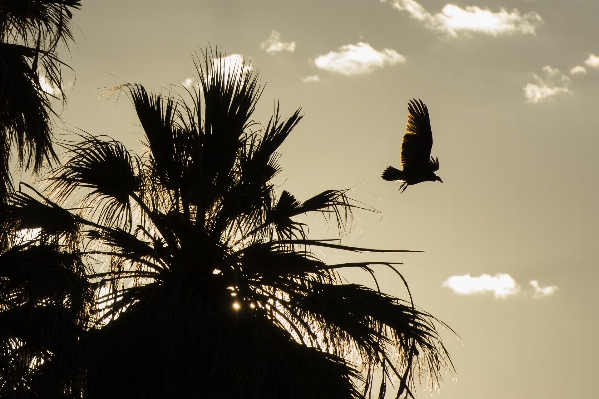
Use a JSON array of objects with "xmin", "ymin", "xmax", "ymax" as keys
[
  {"xmin": 382, "ymin": 0, "xmax": 543, "ymax": 36},
  {"xmin": 541, "ymin": 65, "xmax": 568, "ymax": 79},
  {"xmin": 211, "ymin": 54, "xmax": 253, "ymax": 83},
  {"xmin": 442, "ymin": 273, "xmax": 519, "ymax": 299},
  {"xmin": 524, "ymin": 65, "xmax": 571, "ymax": 104},
  {"xmin": 302, "ymin": 75, "xmax": 320, "ymax": 83},
  {"xmin": 261, "ymin": 30, "xmax": 296, "ymax": 55},
  {"xmin": 524, "ymin": 84, "xmax": 569, "ymax": 104},
  {"xmin": 584, "ymin": 53, "xmax": 599, "ymax": 68},
  {"xmin": 314, "ymin": 42, "xmax": 406, "ymax": 76},
  {"xmin": 570, "ymin": 65, "xmax": 586, "ymax": 75},
  {"xmin": 39, "ymin": 75, "xmax": 61, "ymax": 95},
  {"xmin": 530, "ymin": 280, "xmax": 558, "ymax": 298}
]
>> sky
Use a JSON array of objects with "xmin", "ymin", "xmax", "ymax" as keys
[{"xmin": 46, "ymin": 0, "xmax": 599, "ymax": 397}]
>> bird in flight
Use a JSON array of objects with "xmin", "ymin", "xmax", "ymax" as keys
[{"xmin": 382, "ymin": 99, "xmax": 442, "ymax": 192}]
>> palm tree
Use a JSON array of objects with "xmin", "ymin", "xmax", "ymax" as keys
[
  {"xmin": 0, "ymin": 0, "xmax": 81, "ymax": 200},
  {"xmin": 0, "ymin": 50, "xmax": 455, "ymax": 398},
  {"xmin": 0, "ymin": 185, "xmax": 95, "ymax": 398}
]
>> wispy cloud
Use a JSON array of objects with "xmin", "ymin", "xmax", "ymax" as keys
[
  {"xmin": 570, "ymin": 65, "xmax": 586, "ymax": 75},
  {"xmin": 382, "ymin": 0, "xmax": 543, "ymax": 36},
  {"xmin": 261, "ymin": 30, "xmax": 296, "ymax": 55},
  {"xmin": 313, "ymin": 42, "xmax": 405, "ymax": 76},
  {"xmin": 301, "ymin": 75, "xmax": 320, "ymax": 83},
  {"xmin": 530, "ymin": 280, "xmax": 558, "ymax": 298},
  {"xmin": 442, "ymin": 273, "xmax": 519, "ymax": 299},
  {"xmin": 524, "ymin": 65, "xmax": 570, "ymax": 104},
  {"xmin": 584, "ymin": 53, "xmax": 599, "ymax": 68}
]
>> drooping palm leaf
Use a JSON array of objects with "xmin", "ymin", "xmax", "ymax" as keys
[
  {"xmin": 0, "ymin": 0, "xmax": 80, "ymax": 201},
  {"xmin": 0, "ymin": 0, "xmax": 81, "ymax": 50},
  {"xmin": 0, "ymin": 42, "xmax": 57, "ymax": 197}
]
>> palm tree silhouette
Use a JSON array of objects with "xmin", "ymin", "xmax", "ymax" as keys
[
  {"xmin": 0, "ymin": 50, "xmax": 454, "ymax": 398},
  {"xmin": 0, "ymin": 0, "xmax": 80, "ymax": 201},
  {"xmin": 382, "ymin": 99, "xmax": 443, "ymax": 192}
]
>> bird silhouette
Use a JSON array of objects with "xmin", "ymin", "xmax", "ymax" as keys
[{"xmin": 382, "ymin": 99, "xmax": 442, "ymax": 192}]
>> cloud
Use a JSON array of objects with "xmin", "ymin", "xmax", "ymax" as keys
[
  {"xmin": 261, "ymin": 30, "xmax": 296, "ymax": 54},
  {"xmin": 584, "ymin": 53, "xmax": 599, "ymax": 68},
  {"xmin": 382, "ymin": 0, "xmax": 543, "ymax": 36},
  {"xmin": 314, "ymin": 42, "xmax": 406, "ymax": 76},
  {"xmin": 442, "ymin": 273, "xmax": 519, "ymax": 299},
  {"xmin": 570, "ymin": 65, "xmax": 586, "ymax": 75},
  {"xmin": 211, "ymin": 54, "xmax": 253, "ymax": 83},
  {"xmin": 302, "ymin": 75, "xmax": 320, "ymax": 83},
  {"xmin": 530, "ymin": 280, "xmax": 558, "ymax": 298},
  {"xmin": 39, "ymin": 75, "xmax": 61, "ymax": 95},
  {"xmin": 524, "ymin": 65, "xmax": 570, "ymax": 104}
]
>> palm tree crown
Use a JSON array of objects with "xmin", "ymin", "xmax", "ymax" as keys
[{"xmin": 0, "ymin": 50, "xmax": 455, "ymax": 398}]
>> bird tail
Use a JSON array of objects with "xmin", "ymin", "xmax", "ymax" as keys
[{"xmin": 381, "ymin": 166, "xmax": 404, "ymax": 181}]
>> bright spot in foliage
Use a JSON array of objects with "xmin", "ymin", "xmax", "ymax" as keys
[
  {"xmin": 233, "ymin": 302, "xmax": 240, "ymax": 310},
  {"xmin": 39, "ymin": 76, "xmax": 60, "ymax": 95},
  {"xmin": 16, "ymin": 228, "xmax": 40, "ymax": 243}
]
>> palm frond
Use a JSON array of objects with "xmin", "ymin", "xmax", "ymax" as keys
[
  {"xmin": 122, "ymin": 84, "xmax": 183, "ymax": 189},
  {"xmin": 195, "ymin": 48, "xmax": 263, "ymax": 188},
  {"xmin": 240, "ymin": 242, "xmax": 332, "ymax": 279},
  {"xmin": 0, "ymin": 243, "xmax": 90, "ymax": 310},
  {"xmin": 242, "ymin": 104, "xmax": 303, "ymax": 184},
  {"xmin": 0, "ymin": 0, "xmax": 79, "ymax": 203},
  {"xmin": 0, "ymin": 0, "xmax": 81, "ymax": 50},
  {"xmin": 0, "ymin": 185, "xmax": 78, "ymax": 245},
  {"xmin": 85, "ymin": 226, "xmax": 166, "ymax": 274},
  {"xmin": 49, "ymin": 134, "xmax": 141, "ymax": 229},
  {"xmin": 0, "ymin": 42, "xmax": 57, "ymax": 191}
]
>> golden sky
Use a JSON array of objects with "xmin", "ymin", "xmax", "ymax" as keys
[{"xmin": 53, "ymin": 1, "xmax": 599, "ymax": 397}]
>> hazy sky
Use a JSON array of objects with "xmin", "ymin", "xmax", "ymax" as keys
[{"xmin": 50, "ymin": 1, "xmax": 599, "ymax": 397}]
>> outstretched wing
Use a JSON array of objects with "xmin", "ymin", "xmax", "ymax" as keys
[{"xmin": 400, "ymin": 99, "xmax": 433, "ymax": 172}]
